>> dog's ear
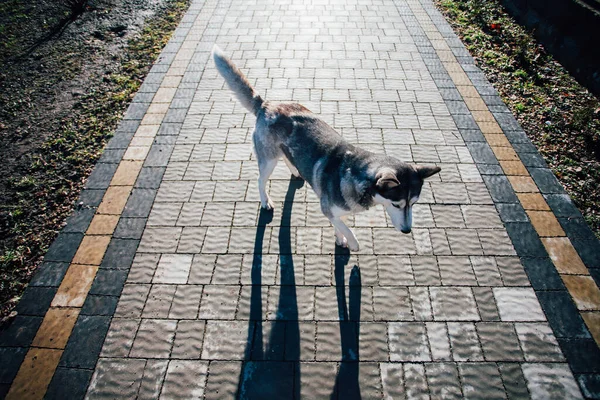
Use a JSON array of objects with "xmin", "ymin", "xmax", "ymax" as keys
[
  {"xmin": 416, "ymin": 165, "xmax": 441, "ymax": 179},
  {"xmin": 375, "ymin": 170, "xmax": 400, "ymax": 192}
]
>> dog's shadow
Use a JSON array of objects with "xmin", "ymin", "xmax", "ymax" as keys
[
  {"xmin": 237, "ymin": 178, "xmax": 302, "ymax": 399},
  {"xmin": 331, "ymin": 247, "xmax": 362, "ymax": 400},
  {"xmin": 236, "ymin": 178, "xmax": 363, "ymax": 399}
]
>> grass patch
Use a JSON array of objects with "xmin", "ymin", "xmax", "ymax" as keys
[
  {"xmin": 0, "ymin": 0, "xmax": 190, "ymax": 322},
  {"xmin": 437, "ymin": 0, "xmax": 600, "ymax": 238}
]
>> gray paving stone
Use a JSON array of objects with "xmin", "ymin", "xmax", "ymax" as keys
[
  {"xmin": 425, "ymin": 362, "xmax": 462, "ymax": 399},
  {"xmin": 204, "ymin": 361, "xmax": 243, "ymax": 400},
  {"xmin": 493, "ymin": 288, "xmax": 546, "ymax": 322},
  {"xmin": 86, "ymin": 358, "xmax": 146, "ymax": 399},
  {"xmin": 389, "ymin": 322, "xmax": 431, "ymax": 362},
  {"xmin": 172, "ymin": 320, "xmax": 206, "ymax": 359},
  {"xmin": 477, "ymin": 322, "xmax": 524, "ymax": 362},
  {"xmin": 160, "ymin": 360, "xmax": 208, "ymax": 399},
  {"xmin": 202, "ymin": 321, "xmax": 249, "ymax": 360},
  {"xmin": 138, "ymin": 360, "xmax": 169, "ymax": 399},
  {"xmin": 448, "ymin": 322, "xmax": 484, "ymax": 362},
  {"xmin": 430, "ymin": 287, "xmax": 479, "ymax": 321},
  {"xmin": 458, "ymin": 363, "xmax": 506, "ymax": 400},
  {"xmin": 130, "ymin": 319, "xmax": 177, "ymax": 358},
  {"xmin": 522, "ymin": 363, "xmax": 583, "ymax": 400}
]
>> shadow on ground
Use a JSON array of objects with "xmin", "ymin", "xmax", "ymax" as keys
[{"xmin": 236, "ymin": 178, "xmax": 363, "ymax": 399}]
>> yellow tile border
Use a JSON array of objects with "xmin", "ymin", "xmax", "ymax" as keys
[
  {"xmin": 406, "ymin": 0, "xmax": 600, "ymax": 348},
  {"xmin": 6, "ymin": 28, "xmax": 199, "ymax": 399}
]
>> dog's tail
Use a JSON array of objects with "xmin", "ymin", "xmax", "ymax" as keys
[{"xmin": 212, "ymin": 45, "xmax": 264, "ymax": 115}]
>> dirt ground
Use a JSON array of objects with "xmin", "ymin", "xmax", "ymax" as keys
[{"xmin": 0, "ymin": 0, "xmax": 189, "ymax": 322}]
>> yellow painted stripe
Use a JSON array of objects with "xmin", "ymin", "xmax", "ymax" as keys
[
  {"xmin": 6, "ymin": 32, "xmax": 198, "ymax": 400},
  {"xmin": 408, "ymin": 0, "xmax": 600, "ymax": 347}
]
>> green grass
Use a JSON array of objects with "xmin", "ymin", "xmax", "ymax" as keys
[{"xmin": 436, "ymin": 0, "xmax": 600, "ymax": 239}]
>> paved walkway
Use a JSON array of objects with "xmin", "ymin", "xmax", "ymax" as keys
[{"xmin": 2, "ymin": 0, "xmax": 600, "ymax": 398}]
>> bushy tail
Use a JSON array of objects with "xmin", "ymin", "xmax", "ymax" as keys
[{"xmin": 212, "ymin": 45, "xmax": 264, "ymax": 115}]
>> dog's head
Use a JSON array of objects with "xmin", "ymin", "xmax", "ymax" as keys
[{"xmin": 373, "ymin": 164, "xmax": 441, "ymax": 234}]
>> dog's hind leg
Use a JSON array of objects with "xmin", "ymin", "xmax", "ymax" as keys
[
  {"xmin": 283, "ymin": 156, "xmax": 300, "ymax": 178},
  {"xmin": 257, "ymin": 157, "xmax": 278, "ymax": 210}
]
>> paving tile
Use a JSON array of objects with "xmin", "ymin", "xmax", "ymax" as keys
[
  {"xmin": 447, "ymin": 322, "xmax": 484, "ymax": 362},
  {"xmin": 298, "ymin": 362, "xmax": 337, "ymax": 399},
  {"xmin": 202, "ymin": 321, "xmax": 249, "ymax": 360},
  {"xmin": 86, "ymin": 215, "xmax": 120, "ymax": 235},
  {"xmin": 430, "ymin": 287, "xmax": 479, "ymax": 321},
  {"xmin": 0, "ymin": 347, "xmax": 27, "ymax": 384},
  {"xmin": 498, "ymin": 363, "xmax": 530, "ymax": 399},
  {"xmin": 97, "ymin": 185, "xmax": 133, "ymax": 215},
  {"xmin": 521, "ymin": 257, "xmax": 566, "ymax": 291},
  {"xmin": 515, "ymin": 322, "xmax": 564, "ymax": 362},
  {"xmin": 476, "ymin": 322, "xmax": 523, "ymax": 361},
  {"xmin": 24, "ymin": 2, "xmax": 595, "ymax": 398},
  {"xmin": 425, "ymin": 362, "xmax": 462, "ymax": 399},
  {"xmin": 521, "ymin": 363, "xmax": 583, "ymax": 399},
  {"xmin": 62, "ymin": 208, "xmax": 95, "ymax": 234},
  {"xmin": 541, "ymin": 237, "xmax": 588, "ymax": 274},
  {"xmin": 577, "ymin": 374, "xmax": 600, "ymax": 399},
  {"xmin": 142, "ymin": 284, "xmax": 177, "ymax": 318},
  {"xmin": 403, "ymin": 363, "xmax": 430, "ymax": 399},
  {"xmin": 557, "ymin": 338, "xmax": 600, "ymax": 373},
  {"xmin": 238, "ymin": 361, "xmax": 295, "ymax": 399},
  {"xmin": 14, "ymin": 286, "xmax": 56, "ymax": 316},
  {"xmin": 526, "ymin": 210, "xmax": 566, "ymax": 237},
  {"xmin": 373, "ymin": 287, "xmax": 412, "ymax": 321},
  {"xmin": 562, "ymin": 275, "xmax": 600, "ymax": 311},
  {"xmin": 153, "ymin": 253, "xmax": 193, "ymax": 283},
  {"xmin": 29, "ymin": 261, "xmax": 70, "ymax": 287},
  {"xmin": 504, "ymin": 222, "xmax": 547, "ymax": 257},
  {"xmin": 5, "ymin": 348, "xmax": 62, "ymax": 400},
  {"xmin": 582, "ymin": 311, "xmax": 600, "ymax": 344},
  {"xmin": 0, "ymin": 315, "xmax": 43, "ymax": 347},
  {"xmin": 86, "ymin": 358, "xmax": 146, "ymax": 399},
  {"xmin": 114, "ymin": 284, "xmax": 150, "ymax": 318},
  {"xmin": 171, "ymin": 320, "xmax": 206, "ymax": 359},
  {"xmin": 389, "ymin": 322, "xmax": 431, "ymax": 361},
  {"xmin": 59, "ymin": 315, "xmax": 111, "ymax": 369},
  {"xmin": 458, "ymin": 363, "xmax": 506, "ymax": 400},
  {"xmin": 130, "ymin": 319, "xmax": 177, "ymax": 358},
  {"xmin": 45, "ymin": 367, "xmax": 93, "ymax": 400},
  {"xmin": 81, "ymin": 295, "xmax": 119, "ymax": 316},
  {"xmin": 204, "ymin": 361, "xmax": 242, "ymax": 400},
  {"xmin": 52, "ymin": 264, "xmax": 98, "ymax": 307},
  {"xmin": 122, "ymin": 188, "xmax": 156, "ymax": 217},
  {"xmin": 472, "ymin": 287, "xmax": 501, "ymax": 322},
  {"xmin": 518, "ymin": 192, "xmax": 551, "ymax": 211},
  {"xmin": 493, "ymin": 287, "xmax": 546, "ymax": 321},
  {"xmin": 496, "ymin": 256, "xmax": 530, "ymax": 286},
  {"xmin": 110, "ymin": 160, "xmax": 143, "ymax": 186},
  {"xmin": 89, "ymin": 268, "xmax": 128, "ymax": 296},
  {"xmin": 169, "ymin": 285, "xmax": 202, "ymax": 319},
  {"xmin": 32, "ymin": 307, "xmax": 80, "ymax": 349}
]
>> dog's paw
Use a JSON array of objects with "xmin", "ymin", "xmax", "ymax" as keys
[
  {"xmin": 347, "ymin": 238, "xmax": 360, "ymax": 252},
  {"xmin": 261, "ymin": 199, "xmax": 275, "ymax": 211},
  {"xmin": 335, "ymin": 236, "xmax": 348, "ymax": 248}
]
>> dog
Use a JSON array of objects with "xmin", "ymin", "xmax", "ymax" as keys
[{"xmin": 213, "ymin": 45, "xmax": 441, "ymax": 251}]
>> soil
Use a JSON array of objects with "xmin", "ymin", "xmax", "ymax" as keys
[
  {"xmin": 435, "ymin": 0, "xmax": 600, "ymax": 238},
  {"xmin": 0, "ymin": 0, "xmax": 190, "ymax": 322}
]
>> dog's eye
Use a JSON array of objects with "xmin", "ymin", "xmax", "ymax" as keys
[{"xmin": 392, "ymin": 203, "xmax": 400, "ymax": 209}]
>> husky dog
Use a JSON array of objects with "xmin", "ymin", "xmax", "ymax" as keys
[{"xmin": 213, "ymin": 45, "xmax": 440, "ymax": 251}]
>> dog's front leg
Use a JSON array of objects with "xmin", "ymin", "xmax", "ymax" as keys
[{"xmin": 328, "ymin": 217, "xmax": 360, "ymax": 252}]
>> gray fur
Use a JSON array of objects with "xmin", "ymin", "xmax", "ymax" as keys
[{"xmin": 212, "ymin": 45, "xmax": 441, "ymax": 251}]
